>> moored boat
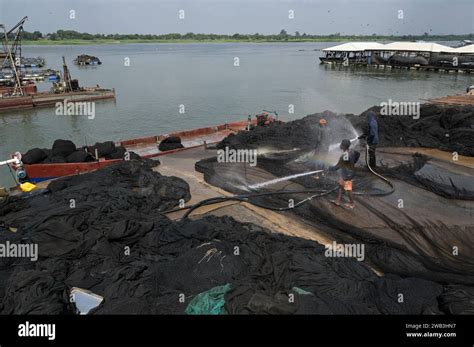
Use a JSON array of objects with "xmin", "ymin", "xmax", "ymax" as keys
[
  {"xmin": 74, "ymin": 55, "xmax": 102, "ymax": 65},
  {"xmin": 10, "ymin": 119, "xmax": 256, "ymax": 183}
]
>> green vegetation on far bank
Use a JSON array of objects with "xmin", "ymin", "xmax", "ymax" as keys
[
  {"xmin": 17, "ymin": 29, "xmax": 473, "ymax": 45},
  {"xmin": 23, "ymin": 38, "xmax": 324, "ymax": 45},
  {"xmin": 19, "ymin": 38, "xmax": 377, "ymax": 45}
]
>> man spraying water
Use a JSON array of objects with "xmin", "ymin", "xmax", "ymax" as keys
[{"xmin": 358, "ymin": 111, "xmax": 379, "ymax": 168}]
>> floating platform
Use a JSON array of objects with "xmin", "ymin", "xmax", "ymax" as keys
[
  {"xmin": 320, "ymin": 42, "xmax": 474, "ymax": 73},
  {"xmin": 369, "ymin": 64, "xmax": 474, "ymax": 73},
  {"xmin": 322, "ymin": 60, "xmax": 474, "ymax": 73},
  {"xmin": 0, "ymin": 88, "xmax": 115, "ymax": 112}
]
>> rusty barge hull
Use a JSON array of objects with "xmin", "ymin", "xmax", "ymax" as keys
[
  {"xmin": 18, "ymin": 119, "xmax": 255, "ymax": 183},
  {"xmin": 0, "ymin": 89, "xmax": 116, "ymax": 112},
  {"xmin": 427, "ymin": 94, "xmax": 474, "ymax": 106}
]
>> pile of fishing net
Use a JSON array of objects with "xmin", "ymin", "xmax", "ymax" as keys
[
  {"xmin": 158, "ymin": 136, "xmax": 184, "ymax": 152},
  {"xmin": 21, "ymin": 139, "xmax": 140, "ymax": 165},
  {"xmin": 219, "ymin": 104, "xmax": 474, "ymax": 157},
  {"xmin": 375, "ymin": 153, "xmax": 474, "ymax": 201},
  {"xmin": 219, "ymin": 111, "xmax": 354, "ymax": 151},
  {"xmin": 351, "ymin": 104, "xmax": 474, "ymax": 156},
  {"xmin": 196, "ymin": 152, "xmax": 474, "ymax": 283},
  {"xmin": 1, "ymin": 160, "xmax": 471, "ymax": 314},
  {"xmin": 194, "ymin": 112, "xmax": 474, "ymax": 311}
]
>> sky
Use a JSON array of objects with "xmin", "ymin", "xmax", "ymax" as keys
[{"xmin": 0, "ymin": 0, "xmax": 473, "ymax": 36}]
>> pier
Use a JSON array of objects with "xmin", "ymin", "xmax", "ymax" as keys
[{"xmin": 320, "ymin": 41, "xmax": 474, "ymax": 73}]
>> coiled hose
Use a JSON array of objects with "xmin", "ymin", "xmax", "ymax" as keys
[
  {"xmin": 163, "ymin": 144, "xmax": 395, "ymax": 219},
  {"xmin": 356, "ymin": 143, "xmax": 395, "ymax": 196}
]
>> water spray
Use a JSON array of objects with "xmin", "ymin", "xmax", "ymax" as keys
[
  {"xmin": 161, "ymin": 124, "xmax": 396, "ymax": 218},
  {"xmin": 163, "ymin": 148, "xmax": 395, "ymax": 218},
  {"xmin": 328, "ymin": 136, "xmax": 359, "ymax": 152},
  {"xmin": 248, "ymin": 169, "xmax": 325, "ymax": 190}
]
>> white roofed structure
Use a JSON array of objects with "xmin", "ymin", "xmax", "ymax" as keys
[
  {"xmin": 370, "ymin": 42, "xmax": 454, "ymax": 53},
  {"xmin": 450, "ymin": 44, "xmax": 474, "ymax": 54},
  {"xmin": 322, "ymin": 42, "xmax": 386, "ymax": 52},
  {"xmin": 319, "ymin": 41, "xmax": 474, "ymax": 72}
]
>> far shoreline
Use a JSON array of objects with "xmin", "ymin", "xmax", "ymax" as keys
[
  {"xmin": 22, "ymin": 37, "xmax": 468, "ymax": 45},
  {"xmin": 21, "ymin": 39, "xmax": 355, "ymax": 45}
]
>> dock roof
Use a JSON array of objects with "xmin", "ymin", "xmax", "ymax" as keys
[
  {"xmin": 370, "ymin": 42, "xmax": 454, "ymax": 52},
  {"xmin": 322, "ymin": 42, "xmax": 386, "ymax": 52},
  {"xmin": 451, "ymin": 44, "xmax": 474, "ymax": 54},
  {"xmin": 321, "ymin": 41, "xmax": 474, "ymax": 54}
]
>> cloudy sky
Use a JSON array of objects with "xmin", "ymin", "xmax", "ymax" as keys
[{"xmin": 0, "ymin": 0, "xmax": 472, "ymax": 35}]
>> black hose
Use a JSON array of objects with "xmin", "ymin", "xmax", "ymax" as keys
[
  {"xmin": 185, "ymin": 188, "xmax": 339, "ymax": 217},
  {"xmin": 361, "ymin": 143, "xmax": 395, "ymax": 196},
  {"xmin": 240, "ymin": 187, "xmax": 338, "ymax": 212},
  {"xmin": 162, "ymin": 188, "xmax": 335, "ymax": 216}
]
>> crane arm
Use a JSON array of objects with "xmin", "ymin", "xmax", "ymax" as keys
[{"xmin": 6, "ymin": 16, "xmax": 28, "ymax": 35}]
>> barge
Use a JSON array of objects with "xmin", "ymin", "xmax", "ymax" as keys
[
  {"xmin": 9, "ymin": 119, "xmax": 256, "ymax": 183},
  {"xmin": 0, "ymin": 87, "xmax": 115, "ymax": 112},
  {"xmin": 2, "ymin": 56, "xmax": 45, "ymax": 68},
  {"xmin": 427, "ymin": 93, "xmax": 474, "ymax": 106},
  {"xmin": 1, "ymin": 17, "xmax": 114, "ymax": 112},
  {"xmin": 0, "ymin": 56, "xmax": 115, "ymax": 112}
]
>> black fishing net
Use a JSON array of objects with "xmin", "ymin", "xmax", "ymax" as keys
[
  {"xmin": 371, "ymin": 153, "xmax": 474, "ymax": 200},
  {"xmin": 21, "ymin": 139, "xmax": 139, "ymax": 164},
  {"xmin": 0, "ymin": 160, "xmax": 466, "ymax": 314},
  {"xmin": 218, "ymin": 110, "xmax": 356, "ymax": 152},
  {"xmin": 219, "ymin": 105, "xmax": 474, "ymax": 157},
  {"xmin": 352, "ymin": 104, "xmax": 474, "ymax": 156},
  {"xmin": 159, "ymin": 136, "xmax": 184, "ymax": 152},
  {"xmin": 194, "ymin": 111, "xmax": 474, "ymax": 312},
  {"xmin": 196, "ymin": 155, "xmax": 474, "ymax": 283}
]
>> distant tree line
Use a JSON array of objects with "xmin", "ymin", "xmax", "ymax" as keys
[{"xmin": 14, "ymin": 29, "xmax": 474, "ymax": 42}]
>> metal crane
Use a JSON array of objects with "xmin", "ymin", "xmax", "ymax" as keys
[{"xmin": 0, "ymin": 16, "xmax": 28, "ymax": 95}]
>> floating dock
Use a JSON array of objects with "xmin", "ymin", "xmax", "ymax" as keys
[
  {"xmin": 320, "ymin": 41, "xmax": 474, "ymax": 73},
  {"xmin": 0, "ymin": 88, "xmax": 115, "ymax": 112}
]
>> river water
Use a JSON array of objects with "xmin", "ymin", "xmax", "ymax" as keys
[{"xmin": 0, "ymin": 42, "xmax": 471, "ymax": 187}]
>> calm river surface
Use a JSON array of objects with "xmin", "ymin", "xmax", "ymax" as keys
[{"xmin": 0, "ymin": 42, "xmax": 471, "ymax": 186}]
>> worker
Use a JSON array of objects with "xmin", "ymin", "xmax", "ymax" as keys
[
  {"xmin": 256, "ymin": 112, "xmax": 269, "ymax": 127},
  {"xmin": 329, "ymin": 139, "xmax": 357, "ymax": 209},
  {"xmin": 317, "ymin": 118, "xmax": 329, "ymax": 153},
  {"xmin": 359, "ymin": 111, "xmax": 379, "ymax": 168}
]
